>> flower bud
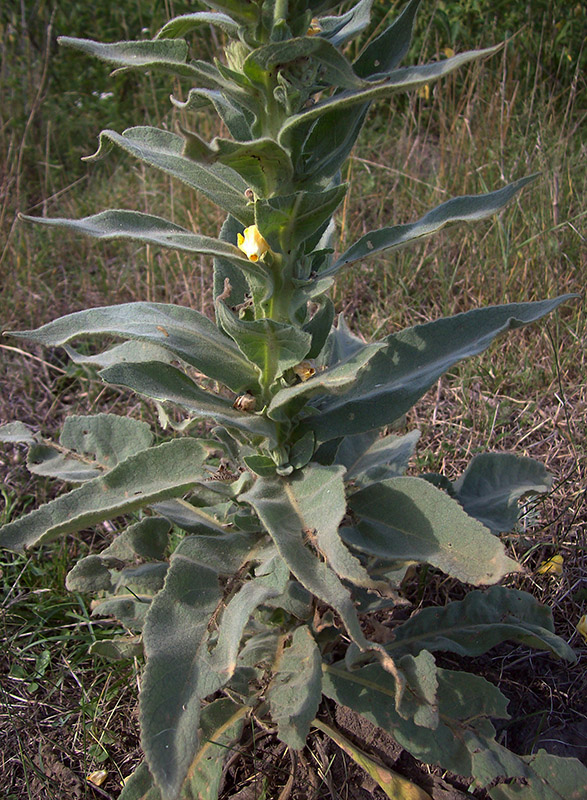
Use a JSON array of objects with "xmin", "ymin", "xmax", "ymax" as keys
[{"xmin": 237, "ymin": 225, "xmax": 270, "ymax": 262}]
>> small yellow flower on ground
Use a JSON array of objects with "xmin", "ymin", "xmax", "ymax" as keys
[
  {"xmin": 536, "ymin": 554, "xmax": 563, "ymax": 576},
  {"xmin": 237, "ymin": 225, "xmax": 270, "ymax": 262},
  {"xmin": 577, "ymin": 615, "xmax": 587, "ymax": 644},
  {"xmin": 417, "ymin": 84, "xmax": 430, "ymax": 101},
  {"xmin": 444, "ymin": 47, "xmax": 455, "ymax": 58}
]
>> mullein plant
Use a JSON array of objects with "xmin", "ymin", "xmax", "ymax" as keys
[{"xmin": 1, "ymin": 2, "xmax": 584, "ymax": 798}]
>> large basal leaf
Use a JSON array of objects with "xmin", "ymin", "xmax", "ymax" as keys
[
  {"xmin": 140, "ymin": 554, "xmax": 221, "ymax": 799},
  {"xmin": 242, "ymin": 475, "xmax": 396, "ymax": 669},
  {"xmin": 345, "ymin": 476, "xmax": 520, "ymax": 585},
  {"xmin": 288, "ymin": 463, "xmax": 394, "ymax": 594},
  {"xmin": 100, "ymin": 361, "xmax": 276, "ymax": 445},
  {"xmin": 153, "ymin": 499, "xmax": 234, "ymax": 536},
  {"xmin": 306, "ymin": 297, "xmax": 575, "ymax": 441},
  {"xmin": 322, "ymin": 662, "xmax": 519, "ymax": 785},
  {"xmin": 337, "ymin": 428, "xmax": 421, "ymax": 483},
  {"xmin": 328, "ymin": 176, "xmax": 537, "ymax": 274},
  {"xmin": 5, "ymin": 302, "xmax": 259, "ymax": 394},
  {"xmin": 279, "ymin": 46, "xmax": 500, "ymax": 145},
  {"xmin": 83, "ymin": 127, "xmax": 254, "ymax": 226},
  {"xmin": 0, "ymin": 439, "xmax": 208, "ymax": 551},
  {"xmin": 141, "ymin": 537, "xmax": 277, "ymax": 799},
  {"xmin": 489, "ymin": 749, "xmax": 587, "ymax": 800},
  {"xmin": 453, "ymin": 453, "xmax": 553, "ymax": 533},
  {"xmin": 267, "ymin": 626, "xmax": 322, "ymax": 750},
  {"xmin": 0, "ymin": 421, "xmax": 37, "ymax": 443},
  {"xmin": 386, "ymin": 586, "xmax": 576, "ymax": 662},
  {"xmin": 25, "ymin": 413, "xmax": 154, "ymax": 483},
  {"xmin": 20, "ymin": 210, "xmax": 267, "ymax": 280}
]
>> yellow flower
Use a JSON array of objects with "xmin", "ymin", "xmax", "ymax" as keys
[
  {"xmin": 444, "ymin": 47, "xmax": 455, "ymax": 58},
  {"xmin": 293, "ymin": 360, "xmax": 316, "ymax": 382},
  {"xmin": 536, "ymin": 554, "xmax": 563, "ymax": 576},
  {"xmin": 307, "ymin": 18, "xmax": 321, "ymax": 36},
  {"xmin": 417, "ymin": 84, "xmax": 430, "ymax": 101},
  {"xmin": 577, "ymin": 615, "xmax": 587, "ymax": 644},
  {"xmin": 237, "ymin": 225, "xmax": 270, "ymax": 262}
]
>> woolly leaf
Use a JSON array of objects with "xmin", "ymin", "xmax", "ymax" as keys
[
  {"xmin": 0, "ymin": 439, "xmax": 208, "ymax": 551},
  {"xmin": 346, "ymin": 477, "xmax": 521, "ymax": 585}
]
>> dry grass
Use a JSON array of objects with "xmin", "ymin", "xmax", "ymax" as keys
[{"xmin": 0, "ymin": 15, "xmax": 585, "ymax": 800}]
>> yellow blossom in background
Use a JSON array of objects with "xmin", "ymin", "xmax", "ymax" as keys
[
  {"xmin": 417, "ymin": 84, "xmax": 430, "ymax": 100},
  {"xmin": 307, "ymin": 18, "xmax": 321, "ymax": 36},
  {"xmin": 536, "ymin": 554, "xmax": 563, "ymax": 576},
  {"xmin": 444, "ymin": 47, "xmax": 455, "ymax": 58},
  {"xmin": 577, "ymin": 615, "xmax": 587, "ymax": 644},
  {"xmin": 87, "ymin": 770, "xmax": 108, "ymax": 787},
  {"xmin": 237, "ymin": 225, "xmax": 270, "ymax": 262}
]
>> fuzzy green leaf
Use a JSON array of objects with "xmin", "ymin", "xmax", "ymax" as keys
[
  {"xmin": 303, "ymin": 298, "xmax": 335, "ymax": 359},
  {"xmin": 208, "ymin": 137, "xmax": 294, "ymax": 196},
  {"xmin": 60, "ymin": 413, "xmax": 153, "ymax": 468},
  {"xmin": 244, "ymin": 36, "xmax": 365, "ymax": 90},
  {"xmin": 268, "ymin": 626, "xmax": 322, "ymax": 749},
  {"xmin": 322, "ymin": 663, "xmax": 523, "ymax": 786},
  {"xmin": 89, "ymin": 636, "xmax": 143, "ymax": 662},
  {"xmin": 319, "ymin": 0, "xmax": 374, "ymax": 48},
  {"xmin": 453, "ymin": 453, "xmax": 553, "ymax": 533},
  {"xmin": 140, "ymin": 555, "xmax": 222, "ymax": 799},
  {"xmin": 307, "ymin": 297, "xmax": 575, "ymax": 441},
  {"xmin": 171, "ymin": 88, "xmax": 253, "ymax": 141},
  {"xmin": 346, "ymin": 477, "xmax": 521, "ymax": 585},
  {"xmin": 100, "ymin": 361, "xmax": 275, "ymax": 444},
  {"xmin": 267, "ymin": 340, "xmax": 384, "ymax": 422},
  {"xmin": 102, "ymin": 518, "xmax": 171, "ymax": 562},
  {"xmin": 279, "ymin": 46, "xmax": 500, "ymax": 144},
  {"xmin": 20, "ymin": 210, "xmax": 266, "ymax": 279},
  {"xmin": 156, "ymin": 11, "xmax": 239, "ymax": 39},
  {"xmin": 0, "ymin": 421, "xmax": 37, "ymax": 443},
  {"xmin": 58, "ymin": 36, "xmax": 193, "ymax": 73},
  {"xmin": 242, "ymin": 475, "xmax": 388, "ymax": 658},
  {"xmin": 386, "ymin": 586, "xmax": 576, "ymax": 662},
  {"xmin": 353, "ymin": 0, "xmax": 422, "ymax": 77},
  {"xmin": 489, "ymin": 750, "xmax": 587, "ymax": 800},
  {"xmin": 6, "ymin": 302, "xmax": 259, "ymax": 394},
  {"xmin": 141, "ymin": 539, "xmax": 277, "ymax": 799},
  {"xmin": 0, "ymin": 439, "xmax": 208, "ymax": 551},
  {"xmin": 27, "ymin": 445, "xmax": 103, "ymax": 482},
  {"xmin": 329, "ymin": 176, "xmax": 538, "ymax": 274},
  {"xmin": 338, "ymin": 429, "xmax": 421, "ymax": 483},
  {"xmin": 293, "ymin": 103, "xmax": 369, "ymax": 184},
  {"xmin": 216, "ymin": 302, "xmax": 312, "ymax": 382},
  {"xmin": 255, "ymin": 184, "xmax": 347, "ymax": 253},
  {"xmin": 64, "ymin": 341, "xmax": 177, "ymax": 370},
  {"xmin": 83, "ymin": 128, "xmax": 253, "ymax": 225}
]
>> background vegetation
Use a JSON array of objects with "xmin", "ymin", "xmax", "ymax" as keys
[{"xmin": 1, "ymin": 1, "xmax": 585, "ymax": 797}]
